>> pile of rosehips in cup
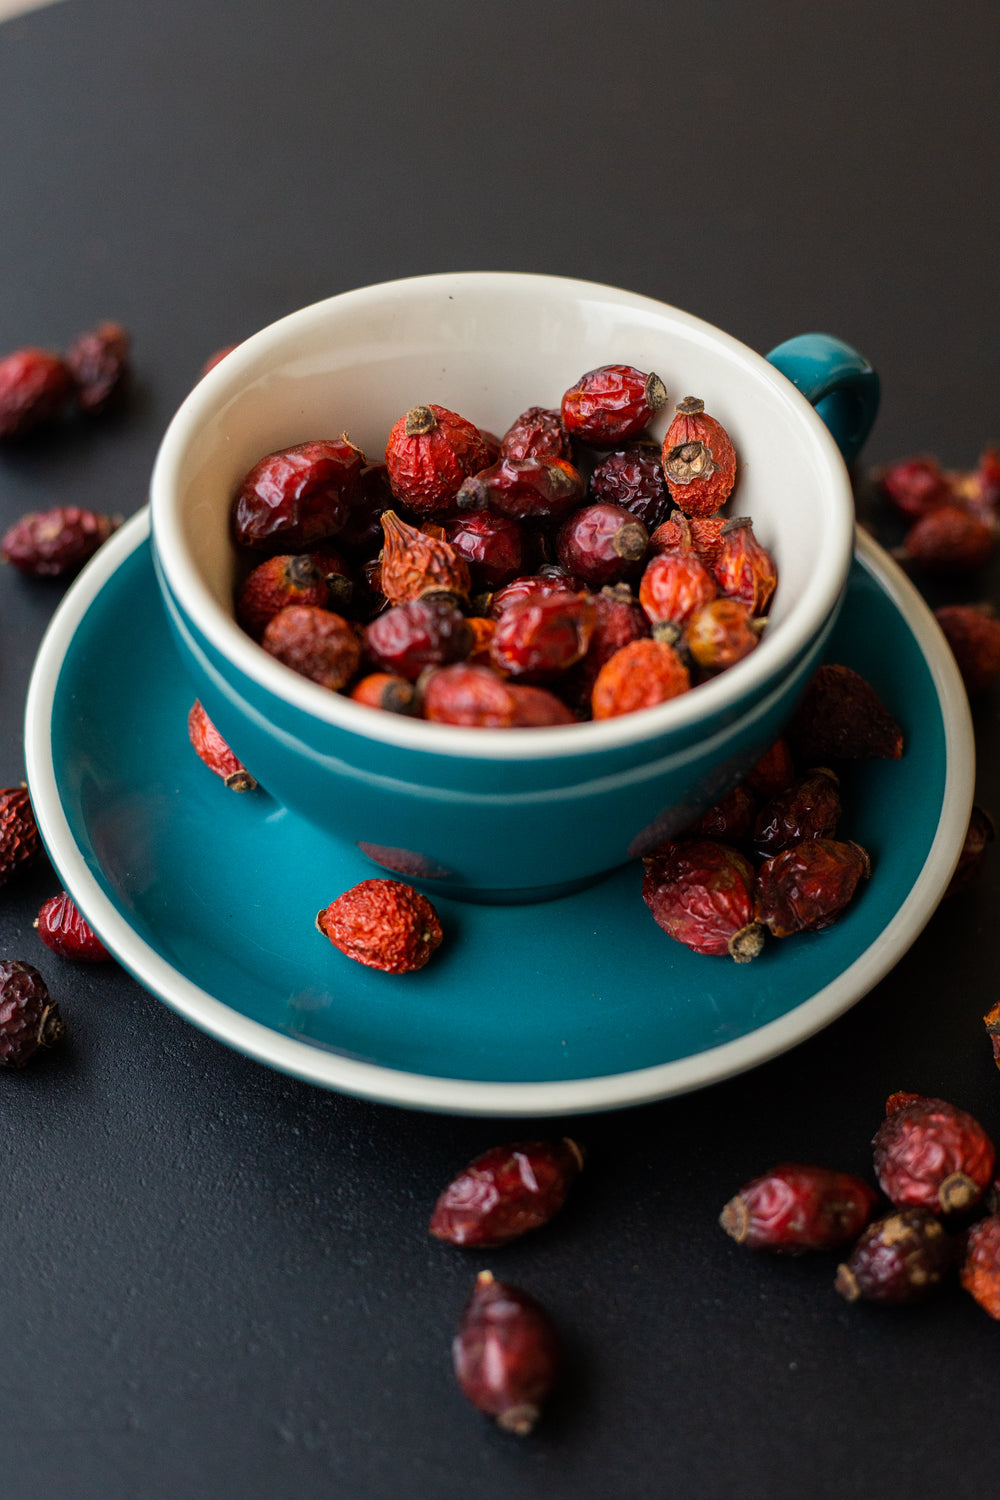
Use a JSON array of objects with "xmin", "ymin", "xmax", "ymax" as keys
[{"xmin": 226, "ymin": 365, "xmax": 778, "ymax": 727}]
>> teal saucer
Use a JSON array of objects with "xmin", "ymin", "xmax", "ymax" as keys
[{"xmin": 24, "ymin": 512, "xmax": 974, "ymax": 1115}]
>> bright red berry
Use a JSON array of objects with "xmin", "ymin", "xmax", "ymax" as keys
[
  {"xmin": 316, "ymin": 878, "xmax": 443, "ymax": 973},
  {"xmin": 872, "ymin": 1092, "xmax": 996, "ymax": 1214},
  {"xmin": 661, "ymin": 397, "xmax": 738, "ymax": 517},
  {"xmin": 187, "ymin": 701, "xmax": 258, "ymax": 791},
  {"xmin": 0, "ymin": 347, "xmax": 73, "ymax": 438},
  {"xmin": 36, "ymin": 891, "xmax": 112, "ymax": 962},
  {"xmin": 561, "ymin": 364, "xmax": 667, "ymax": 446},
  {"xmin": 430, "ymin": 1139, "xmax": 584, "ymax": 1247},
  {"xmin": 384, "ymin": 404, "xmax": 491, "ymax": 517}
]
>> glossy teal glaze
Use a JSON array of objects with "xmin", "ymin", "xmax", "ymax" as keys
[
  {"xmin": 48, "ymin": 535, "xmax": 944, "ymax": 1083},
  {"xmin": 765, "ymin": 333, "xmax": 880, "ymax": 464}
]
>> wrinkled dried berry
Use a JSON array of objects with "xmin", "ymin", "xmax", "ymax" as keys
[
  {"xmin": 489, "ymin": 592, "xmax": 596, "ymax": 680},
  {"xmin": 753, "ymin": 767, "xmax": 841, "ymax": 856},
  {"xmin": 872, "ymin": 1092, "xmax": 995, "ymax": 1214},
  {"xmin": 232, "ymin": 438, "xmax": 365, "ymax": 551},
  {"xmin": 35, "ymin": 891, "xmax": 111, "ymax": 963},
  {"xmin": 591, "ymin": 636, "xmax": 690, "ymax": 718},
  {"xmin": 755, "ymin": 838, "xmax": 870, "ymax": 937},
  {"xmin": 430, "ymin": 1139, "xmax": 584, "ymax": 1247},
  {"xmin": 316, "ymin": 878, "xmax": 442, "ymax": 973},
  {"xmin": 0, "ymin": 785, "xmax": 41, "ymax": 886},
  {"xmin": 384, "ymin": 404, "xmax": 491, "ymax": 517},
  {"xmin": 787, "ymin": 664, "xmax": 904, "ymax": 762},
  {"xmin": 589, "ymin": 443, "xmax": 671, "ymax": 531},
  {"xmin": 0, "ymin": 347, "xmax": 73, "ymax": 437},
  {"xmin": 649, "ymin": 511, "xmax": 728, "ymax": 572},
  {"xmin": 642, "ymin": 840, "xmax": 763, "ymax": 961},
  {"xmin": 685, "ymin": 597, "xmax": 761, "ymax": 672},
  {"xmin": 876, "ymin": 455, "xmax": 955, "ymax": 521},
  {"xmin": 561, "ymin": 364, "xmax": 667, "ymax": 447},
  {"xmin": 65, "ymin": 321, "xmax": 131, "ymax": 414},
  {"xmin": 262, "ymin": 605, "xmax": 361, "ymax": 691},
  {"xmin": 378, "ymin": 510, "xmax": 471, "ymax": 606},
  {"xmin": 945, "ymin": 805, "xmax": 995, "ymax": 897},
  {"xmin": 489, "ymin": 571, "xmax": 583, "ymax": 618},
  {"xmin": 0, "ymin": 960, "xmax": 64, "ymax": 1067},
  {"xmin": 569, "ymin": 584, "xmax": 651, "ymax": 708},
  {"xmin": 236, "ymin": 553, "xmax": 329, "ymax": 639},
  {"xmin": 661, "ymin": 397, "xmax": 737, "ymax": 517},
  {"xmin": 349, "ymin": 672, "xmax": 417, "ymax": 714},
  {"xmin": 835, "ymin": 1208, "xmax": 955, "ymax": 1305},
  {"xmin": 456, "ymin": 456, "xmax": 585, "ymax": 523},
  {"xmin": 500, "ymin": 406, "xmax": 572, "ymax": 462},
  {"xmin": 187, "ymin": 700, "xmax": 258, "ymax": 791},
  {"xmin": 453, "ymin": 1271, "xmax": 561, "ymax": 1436},
  {"xmin": 555, "ymin": 502, "xmax": 648, "ymax": 586},
  {"xmin": 1, "ymin": 505, "xmax": 121, "ymax": 578},
  {"xmin": 713, "ymin": 517, "xmax": 777, "ymax": 615},
  {"xmin": 365, "ymin": 597, "xmax": 473, "ymax": 681},
  {"xmin": 421, "ymin": 664, "xmax": 574, "ymax": 728},
  {"xmin": 443, "ymin": 510, "xmax": 524, "ymax": 590},
  {"xmin": 960, "ymin": 1213, "xmax": 1000, "ymax": 1318},
  {"xmin": 934, "ymin": 604, "xmax": 1000, "ymax": 694},
  {"xmin": 720, "ymin": 1163, "xmax": 877, "ymax": 1252},
  {"xmin": 638, "ymin": 550, "xmax": 717, "ymax": 637},
  {"xmin": 894, "ymin": 503, "xmax": 996, "ymax": 572}
]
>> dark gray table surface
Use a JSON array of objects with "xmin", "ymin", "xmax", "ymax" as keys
[{"xmin": 3, "ymin": 2, "xmax": 1000, "ymax": 1496}]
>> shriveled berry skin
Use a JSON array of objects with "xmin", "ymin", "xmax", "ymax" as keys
[
  {"xmin": 895, "ymin": 503, "xmax": 996, "ymax": 572},
  {"xmin": 384, "ymin": 404, "xmax": 491, "ymax": 517},
  {"xmin": 960, "ymin": 1213, "xmax": 1000, "ymax": 1318},
  {"xmin": 720, "ymin": 1163, "xmax": 877, "ymax": 1252},
  {"xmin": 364, "ymin": 597, "xmax": 473, "ymax": 681},
  {"xmin": 590, "ymin": 443, "xmax": 671, "ymax": 531},
  {"xmin": 649, "ymin": 511, "xmax": 727, "ymax": 572},
  {"xmin": 835, "ymin": 1207, "xmax": 955, "ymax": 1305},
  {"xmin": 232, "ymin": 438, "xmax": 365, "ymax": 550},
  {"xmin": 561, "ymin": 364, "xmax": 667, "ymax": 447},
  {"xmin": 453, "ymin": 1271, "xmax": 561, "ymax": 1436},
  {"xmin": 35, "ymin": 891, "xmax": 112, "ymax": 962},
  {"xmin": 0, "ymin": 347, "xmax": 73, "ymax": 437},
  {"xmin": 379, "ymin": 510, "xmax": 471, "ymax": 606},
  {"xmin": 500, "ymin": 406, "xmax": 572, "ymax": 462},
  {"xmin": 642, "ymin": 840, "xmax": 763, "ymax": 961},
  {"xmin": 0, "ymin": 960, "xmax": 64, "ymax": 1067},
  {"xmin": 555, "ymin": 502, "xmax": 648, "ymax": 586},
  {"xmin": 753, "ymin": 767, "xmax": 841, "ymax": 856},
  {"xmin": 262, "ymin": 605, "xmax": 361, "ymax": 691},
  {"xmin": 236, "ymin": 553, "xmax": 329, "ymax": 639},
  {"xmin": 316, "ymin": 878, "xmax": 442, "ymax": 973},
  {"xmin": 456, "ymin": 456, "xmax": 585, "ymax": 523},
  {"xmin": 639, "ymin": 550, "xmax": 717, "ymax": 634},
  {"xmin": 934, "ymin": 604, "xmax": 1000, "ymax": 694},
  {"xmin": 685, "ymin": 597, "xmax": 760, "ymax": 672},
  {"xmin": 443, "ymin": 510, "xmax": 524, "ymax": 590},
  {"xmin": 591, "ymin": 637, "xmax": 690, "ymax": 719},
  {"xmin": 713, "ymin": 517, "xmax": 778, "ymax": 615},
  {"xmin": 305, "ymin": 543, "xmax": 354, "ymax": 614},
  {"xmin": 489, "ymin": 571, "xmax": 583, "ymax": 619},
  {"xmin": 349, "ymin": 672, "xmax": 417, "ymax": 715},
  {"xmin": 65, "ymin": 320, "xmax": 131, "ymax": 413},
  {"xmin": 755, "ymin": 838, "xmax": 870, "ymax": 937},
  {"xmin": 489, "ymin": 592, "xmax": 596, "ymax": 680},
  {"xmin": 1, "ymin": 505, "xmax": 121, "ymax": 577},
  {"xmin": 787, "ymin": 663, "xmax": 904, "ymax": 762},
  {"xmin": 945, "ymin": 805, "xmax": 994, "ymax": 897},
  {"xmin": 0, "ymin": 785, "xmax": 41, "ymax": 885},
  {"xmin": 661, "ymin": 397, "xmax": 737, "ymax": 517},
  {"xmin": 430, "ymin": 1139, "xmax": 584, "ymax": 1248},
  {"xmin": 872, "ymin": 1093, "xmax": 996, "ymax": 1214},
  {"xmin": 570, "ymin": 584, "xmax": 650, "ymax": 708},
  {"xmin": 187, "ymin": 700, "xmax": 258, "ymax": 791},
  {"xmin": 421, "ymin": 664, "xmax": 574, "ymax": 728},
  {"xmin": 877, "ymin": 455, "xmax": 955, "ymax": 521}
]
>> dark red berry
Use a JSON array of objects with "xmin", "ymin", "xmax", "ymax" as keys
[
  {"xmin": 489, "ymin": 571, "xmax": 584, "ymax": 619},
  {"xmin": 443, "ymin": 511, "xmax": 525, "ymax": 590},
  {"xmin": 642, "ymin": 840, "xmax": 763, "ymax": 961},
  {"xmin": 187, "ymin": 700, "xmax": 258, "ymax": 791},
  {"xmin": 835, "ymin": 1208, "xmax": 955, "ymax": 1305},
  {"xmin": 236, "ymin": 554, "xmax": 329, "ymax": 639},
  {"xmin": 684, "ymin": 781, "xmax": 757, "ymax": 842},
  {"xmin": 0, "ymin": 347, "xmax": 73, "ymax": 437},
  {"xmin": 335, "ymin": 463, "xmax": 397, "ymax": 554},
  {"xmin": 500, "ymin": 406, "xmax": 572, "ymax": 462},
  {"xmin": 589, "ymin": 443, "xmax": 671, "ymax": 531},
  {"xmin": 877, "ymin": 455, "xmax": 955, "ymax": 521},
  {"xmin": 1, "ymin": 505, "xmax": 121, "ymax": 577},
  {"xmin": 455, "ymin": 457, "xmax": 585, "ymax": 523},
  {"xmin": 452, "ymin": 1271, "xmax": 561, "ymax": 1436},
  {"xmin": 786, "ymin": 664, "xmax": 904, "ymax": 762},
  {"xmin": 720, "ymin": 1163, "xmax": 877, "ymax": 1252},
  {"xmin": 488, "ymin": 591, "xmax": 596, "ymax": 680},
  {"xmin": 872, "ymin": 1092, "xmax": 995, "ymax": 1214},
  {"xmin": 430, "ymin": 1139, "xmax": 584, "ymax": 1248},
  {"xmin": 894, "ymin": 503, "xmax": 996, "ymax": 572},
  {"xmin": 744, "ymin": 737, "xmax": 796, "ymax": 800},
  {"xmin": 753, "ymin": 767, "xmax": 841, "ymax": 857},
  {"xmin": 754, "ymin": 838, "xmax": 870, "ymax": 937},
  {"xmin": 421, "ymin": 664, "xmax": 573, "ymax": 728},
  {"xmin": 232, "ymin": 438, "xmax": 365, "ymax": 550},
  {"xmin": 934, "ymin": 604, "xmax": 1000, "ymax": 694},
  {"xmin": 561, "ymin": 364, "xmax": 667, "ymax": 447},
  {"xmin": 35, "ymin": 891, "xmax": 112, "ymax": 962},
  {"xmin": 65, "ymin": 321, "xmax": 131, "ymax": 414},
  {"xmin": 0, "ymin": 960, "xmax": 65, "ymax": 1067},
  {"xmin": 0, "ymin": 785, "xmax": 41, "ymax": 886},
  {"xmin": 555, "ymin": 502, "xmax": 648, "ymax": 587},
  {"xmin": 364, "ymin": 597, "xmax": 473, "ymax": 681},
  {"xmin": 262, "ymin": 605, "xmax": 361, "ymax": 691}
]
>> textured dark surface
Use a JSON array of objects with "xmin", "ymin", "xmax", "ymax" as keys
[{"xmin": 2, "ymin": 2, "xmax": 1000, "ymax": 1496}]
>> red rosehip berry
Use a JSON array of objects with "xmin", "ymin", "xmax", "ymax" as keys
[
  {"xmin": 661, "ymin": 397, "xmax": 738, "ymax": 517},
  {"xmin": 786, "ymin": 663, "xmax": 904, "ymax": 762},
  {"xmin": 752, "ymin": 767, "xmax": 841, "ymax": 857},
  {"xmin": 65, "ymin": 320, "xmax": 131, "ymax": 414},
  {"xmin": 499, "ymin": 406, "xmax": 572, "ymax": 462},
  {"xmin": 754, "ymin": 838, "xmax": 871, "ymax": 938},
  {"xmin": 488, "ymin": 592, "xmax": 596, "ymax": 680},
  {"xmin": 378, "ymin": 510, "xmax": 471, "ymax": 606},
  {"xmin": 430, "ymin": 1139, "xmax": 584, "ymax": 1248},
  {"xmin": 455, "ymin": 456, "xmax": 585, "ymax": 523},
  {"xmin": 348, "ymin": 672, "xmax": 417, "ymax": 715},
  {"xmin": 591, "ymin": 636, "xmax": 690, "ymax": 719},
  {"xmin": 744, "ymin": 737, "xmax": 796, "ymax": 800},
  {"xmin": 713, "ymin": 516, "xmax": 778, "ymax": 615},
  {"xmin": 685, "ymin": 597, "xmax": 761, "ymax": 672},
  {"xmin": 232, "ymin": 438, "xmax": 366, "ymax": 550},
  {"xmin": 1, "ymin": 505, "xmax": 121, "ymax": 578},
  {"xmin": 589, "ymin": 442, "xmax": 671, "ymax": 531},
  {"xmin": 0, "ymin": 960, "xmax": 65, "ymax": 1067},
  {"xmin": 452, "ymin": 1271, "xmax": 561, "ymax": 1436},
  {"xmin": 235, "ymin": 554, "xmax": 330, "ymax": 640},
  {"xmin": 443, "ymin": 511, "xmax": 525, "ymax": 590},
  {"xmin": 835, "ymin": 1208, "xmax": 955, "ymax": 1305},
  {"xmin": 187, "ymin": 701, "xmax": 258, "ymax": 791},
  {"xmin": 261, "ymin": 605, "xmax": 361, "ymax": 691},
  {"xmin": 316, "ymin": 878, "xmax": 443, "ymax": 974},
  {"xmin": 642, "ymin": 840, "xmax": 763, "ymax": 961},
  {"xmin": 0, "ymin": 785, "xmax": 41, "ymax": 886},
  {"xmin": 489, "ymin": 571, "xmax": 584, "ymax": 619},
  {"xmin": 872, "ymin": 1092, "xmax": 996, "ymax": 1214},
  {"xmin": 0, "ymin": 347, "xmax": 73, "ymax": 437},
  {"xmin": 934, "ymin": 603, "xmax": 1000, "ymax": 694},
  {"xmin": 720, "ymin": 1163, "xmax": 877, "ymax": 1252},
  {"xmin": 384, "ymin": 404, "xmax": 491, "ymax": 517},
  {"xmin": 35, "ymin": 891, "xmax": 112, "ymax": 962},
  {"xmin": 638, "ymin": 550, "xmax": 718, "ymax": 636},
  {"xmin": 960, "ymin": 1213, "xmax": 1000, "ymax": 1319},
  {"xmin": 364, "ymin": 597, "xmax": 473, "ymax": 681},
  {"xmin": 894, "ymin": 503, "xmax": 996, "ymax": 572},
  {"xmin": 555, "ymin": 502, "xmax": 648, "ymax": 587},
  {"xmin": 876, "ymin": 455, "xmax": 955, "ymax": 521},
  {"xmin": 561, "ymin": 364, "xmax": 667, "ymax": 447}
]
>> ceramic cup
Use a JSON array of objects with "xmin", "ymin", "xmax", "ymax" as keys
[{"xmin": 149, "ymin": 272, "xmax": 878, "ymax": 901}]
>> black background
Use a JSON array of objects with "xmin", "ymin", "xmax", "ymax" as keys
[{"xmin": 2, "ymin": 2, "xmax": 1000, "ymax": 1497}]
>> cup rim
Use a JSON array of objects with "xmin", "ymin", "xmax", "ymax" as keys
[{"xmin": 150, "ymin": 270, "xmax": 855, "ymax": 762}]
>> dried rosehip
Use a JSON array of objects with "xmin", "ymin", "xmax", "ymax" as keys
[
  {"xmin": 661, "ymin": 397, "xmax": 737, "ymax": 517},
  {"xmin": 349, "ymin": 672, "xmax": 417, "ymax": 714},
  {"xmin": 35, "ymin": 891, "xmax": 111, "ymax": 963},
  {"xmin": 649, "ymin": 511, "xmax": 728, "ymax": 572},
  {"xmin": 872, "ymin": 1093, "xmax": 995, "ymax": 1214},
  {"xmin": 504, "ymin": 684, "xmax": 576, "ymax": 726},
  {"xmin": 430, "ymin": 1139, "xmax": 584, "ymax": 1248},
  {"xmin": 720, "ymin": 1163, "xmax": 877, "ymax": 1252},
  {"xmin": 452, "ymin": 1271, "xmax": 560, "ymax": 1436},
  {"xmin": 316, "ymin": 878, "xmax": 443, "ymax": 973},
  {"xmin": 591, "ymin": 637, "xmax": 690, "ymax": 719},
  {"xmin": 1, "ymin": 505, "xmax": 121, "ymax": 578},
  {"xmin": 713, "ymin": 517, "xmax": 777, "ymax": 615},
  {"xmin": 685, "ymin": 597, "xmax": 761, "ymax": 672},
  {"xmin": 500, "ymin": 406, "xmax": 572, "ymax": 462},
  {"xmin": 0, "ymin": 786, "xmax": 41, "ymax": 886},
  {"xmin": 960, "ymin": 1213, "xmax": 1000, "ymax": 1318},
  {"xmin": 744, "ymin": 737, "xmax": 796, "ymax": 800},
  {"xmin": 443, "ymin": 510, "xmax": 524, "ymax": 590},
  {"xmin": 365, "ymin": 597, "xmax": 473, "ymax": 681},
  {"xmin": 378, "ymin": 510, "xmax": 471, "ymax": 607},
  {"xmin": 787, "ymin": 663, "xmax": 904, "ymax": 762},
  {"xmin": 421, "ymin": 664, "xmax": 573, "ymax": 728},
  {"xmin": 876, "ymin": 455, "xmax": 955, "ymax": 521},
  {"xmin": 0, "ymin": 961, "xmax": 64, "ymax": 1067},
  {"xmin": 235, "ymin": 553, "xmax": 329, "ymax": 639},
  {"xmin": 489, "ymin": 592, "xmax": 596, "ymax": 680},
  {"xmin": 894, "ymin": 503, "xmax": 996, "ymax": 572},
  {"xmin": 753, "ymin": 767, "xmax": 841, "ymax": 856},
  {"xmin": 489, "ymin": 571, "xmax": 583, "ymax": 618},
  {"xmin": 684, "ymin": 781, "xmax": 757, "ymax": 842},
  {"xmin": 456, "ymin": 456, "xmax": 585, "ymax": 523},
  {"xmin": 934, "ymin": 604, "xmax": 1000, "ymax": 694},
  {"xmin": 555, "ymin": 502, "xmax": 648, "ymax": 586},
  {"xmin": 642, "ymin": 840, "xmax": 763, "ymax": 961},
  {"xmin": 561, "ymin": 364, "xmax": 667, "ymax": 447},
  {"xmin": 0, "ymin": 347, "xmax": 73, "ymax": 437},
  {"xmin": 262, "ymin": 605, "xmax": 361, "ymax": 691},
  {"xmin": 638, "ymin": 550, "xmax": 717, "ymax": 637},
  {"xmin": 589, "ymin": 443, "xmax": 671, "ymax": 531},
  {"xmin": 65, "ymin": 320, "xmax": 131, "ymax": 414},
  {"xmin": 233, "ymin": 438, "xmax": 365, "ymax": 551},
  {"xmin": 384, "ymin": 404, "xmax": 491, "ymax": 517},
  {"xmin": 755, "ymin": 838, "xmax": 870, "ymax": 937},
  {"xmin": 187, "ymin": 701, "xmax": 257, "ymax": 791},
  {"xmin": 569, "ymin": 583, "xmax": 651, "ymax": 708},
  {"xmin": 945, "ymin": 805, "xmax": 995, "ymax": 897},
  {"xmin": 835, "ymin": 1208, "xmax": 955, "ymax": 1305}
]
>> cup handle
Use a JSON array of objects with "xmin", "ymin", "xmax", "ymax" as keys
[{"xmin": 765, "ymin": 333, "xmax": 880, "ymax": 466}]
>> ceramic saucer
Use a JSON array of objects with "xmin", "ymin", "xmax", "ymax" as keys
[{"xmin": 24, "ymin": 512, "xmax": 974, "ymax": 1115}]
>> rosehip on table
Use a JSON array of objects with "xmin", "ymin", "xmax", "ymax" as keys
[
  {"xmin": 872, "ymin": 1092, "xmax": 995, "ymax": 1214},
  {"xmin": 187, "ymin": 701, "xmax": 258, "ymax": 791},
  {"xmin": 894, "ymin": 503, "xmax": 996, "ymax": 572},
  {"xmin": 591, "ymin": 636, "xmax": 690, "ymax": 719},
  {"xmin": 876, "ymin": 455, "xmax": 955, "ymax": 520},
  {"xmin": 384, "ymin": 403, "xmax": 491, "ymax": 517},
  {"xmin": 364, "ymin": 597, "xmax": 473, "ymax": 681},
  {"xmin": 786, "ymin": 663, "xmax": 904, "ymax": 762},
  {"xmin": 642, "ymin": 839, "xmax": 763, "ymax": 961},
  {"xmin": 0, "ymin": 785, "xmax": 42, "ymax": 886},
  {"xmin": 960, "ymin": 1214, "xmax": 1000, "ymax": 1319},
  {"xmin": 499, "ymin": 405, "xmax": 572, "ymax": 462},
  {"xmin": 1, "ymin": 505, "xmax": 121, "ymax": 578},
  {"xmin": 661, "ymin": 397, "xmax": 737, "ymax": 517},
  {"xmin": 555, "ymin": 502, "xmax": 648, "ymax": 587},
  {"xmin": 316, "ymin": 878, "xmax": 443, "ymax": 974},
  {"xmin": 0, "ymin": 347, "xmax": 73, "ymax": 438},
  {"xmin": 452, "ymin": 1271, "xmax": 561, "ymax": 1436},
  {"xmin": 65, "ymin": 320, "xmax": 131, "ymax": 414},
  {"xmin": 430, "ymin": 1139, "xmax": 584, "ymax": 1248},
  {"xmin": 720, "ymin": 1163, "xmax": 877, "ymax": 1252},
  {"xmin": 232, "ymin": 438, "xmax": 366, "ymax": 550},
  {"xmin": 754, "ymin": 838, "xmax": 871, "ymax": 938},
  {"xmin": 0, "ymin": 960, "xmax": 65, "ymax": 1068},
  {"xmin": 934, "ymin": 604, "xmax": 1000, "ymax": 694},
  {"xmin": 835, "ymin": 1207, "xmax": 955, "ymax": 1306},
  {"xmin": 35, "ymin": 891, "xmax": 112, "ymax": 963},
  {"xmin": 456, "ymin": 456, "xmax": 585, "ymax": 523},
  {"xmin": 945, "ymin": 805, "xmax": 995, "ymax": 897}
]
